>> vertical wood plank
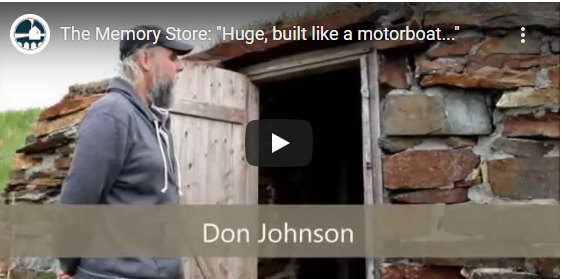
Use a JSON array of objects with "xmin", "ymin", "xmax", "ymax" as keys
[
  {"xmin": 170, "ymin": 61, "xmax": 258, "ymax": 279},
  {"xmin": 360, "ymin": 56, "xmax": 374, "ymax": 205},
  {"xmin": 367, "ymin": 51, "xmax": 384, "ymax": 205},
  {"xmin": 243, "ymin": 76, "xmax": 260, "ymax": 279},
  {"xmin": 368, "ymin": 50, "xmax": 384, "ymax": 279},
  {"xmin": 245, "ymin": 83, "xmax": 259, "ymax": 204},
  {"xmin": 360, "ymin": 55, "xmax": 376, "ymax": 279}
]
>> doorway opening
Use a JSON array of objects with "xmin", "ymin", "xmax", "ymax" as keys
[{"xmin": 256, "ymin": 65, "xmax": 366, "ymax": 279}]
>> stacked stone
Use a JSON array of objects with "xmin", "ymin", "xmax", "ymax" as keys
[
  {"xmin": 377, "ymin": 3, "xmax": 559, "ymax": 279},
  {"xmin": 0, "ymin": 80, "xmax": 110, "ymax": 278},
  {"xmin": 2, "ymin": 80, "xmax": 110, "ymax": 205}
]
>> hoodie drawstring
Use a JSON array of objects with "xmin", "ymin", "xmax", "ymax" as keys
[
  {"xmin": 174, "ymin": 154, "xmax": 183, "ymax": 196},
  {"xmin": 154, "ymin": 120, "xmax": 183, "ymax": 196}
]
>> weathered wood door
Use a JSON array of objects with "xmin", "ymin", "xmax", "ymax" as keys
[{"xmin": 169, "ymin": 61, "xmax": 259, "ymax": 279}]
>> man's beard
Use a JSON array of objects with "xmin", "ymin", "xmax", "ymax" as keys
[{"xmin": 147, "ymin": 73, "xmax": 175, "ymax": 108}]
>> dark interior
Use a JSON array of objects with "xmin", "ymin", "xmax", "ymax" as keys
[{"xmin": 257, "ymin": 66, "xmax": 366, "ymax": 279}]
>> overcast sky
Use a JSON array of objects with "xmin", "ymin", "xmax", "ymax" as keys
[{"xmin": 0, "ymin": 2, "xmax": 324, "ymax": 112}]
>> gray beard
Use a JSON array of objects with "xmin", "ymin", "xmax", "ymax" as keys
[{"xmin": 148, "ymin": 77, "xmax": 174, "ymax": 108}]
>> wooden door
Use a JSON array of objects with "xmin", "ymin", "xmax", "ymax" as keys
[{"xmin": 169, "ymin": 61, "xmax": 259, "ymax": 279}]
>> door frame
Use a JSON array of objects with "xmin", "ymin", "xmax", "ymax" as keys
[{"xmin": 238, "ymin": 41, "xmax": 384, "ymax": 279}]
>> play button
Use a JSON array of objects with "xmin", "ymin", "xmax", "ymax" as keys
[
  {"xmin": 272, "ymin": 133, "xmax": 289, "ymax": 153},
  {"xmin": 245, "ymin": 119, "xmax": 313, "ymax": 167}
]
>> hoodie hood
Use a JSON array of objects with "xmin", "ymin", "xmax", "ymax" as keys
[
  {"xmin": 107, "ymin": 77, "xmax": 161, "ymax": 123},
  {"xmin": 107, "ymin": 77, "xmax": 182, "ymax": 196}
]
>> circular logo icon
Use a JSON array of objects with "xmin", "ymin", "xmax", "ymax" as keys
[{"xmin": 10, "ymin": 14, "xmax": 50, "ymax": 54}]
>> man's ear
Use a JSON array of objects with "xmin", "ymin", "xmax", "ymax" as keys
[{"xmin": 138, "ymin": 50, "xmax": 152, "ymax": 72}]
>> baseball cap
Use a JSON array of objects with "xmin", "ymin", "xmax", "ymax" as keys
[{"xmin": 119, "ymin": 25, "xmax": 194, "ymax": 60}]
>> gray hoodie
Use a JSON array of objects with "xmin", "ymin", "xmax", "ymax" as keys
[{"xmin": 58, "ymin": 77, "xmax": 184, "ymax": 279}]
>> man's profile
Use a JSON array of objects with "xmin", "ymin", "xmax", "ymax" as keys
[{"xmin": 56, "ymin": 25, "xmax": 193, "ymax": 279}]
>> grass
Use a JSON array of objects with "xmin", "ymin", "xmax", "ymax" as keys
[
  {"xmin": 0, "ymin": 108, "xmax": 42, "ymax": 191},
  {"xmin": 210, "ymin": 2, "xmax": 372, "ymax": 46}
]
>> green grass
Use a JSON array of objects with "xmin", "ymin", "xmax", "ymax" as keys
[{"xmin": 0, "ymin": 108, "xmax": 42, "ymax": 191}]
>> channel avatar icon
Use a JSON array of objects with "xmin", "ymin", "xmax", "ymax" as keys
[{"xmin": 10, "ymin": 14, "xmax": 50, "ymax": 54}]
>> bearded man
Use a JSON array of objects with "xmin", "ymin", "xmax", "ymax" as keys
[{"xmin": 56, "ymin": 25, "xmax": 193, "ymax": 279}]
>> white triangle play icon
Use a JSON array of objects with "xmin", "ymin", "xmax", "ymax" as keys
[{"xmin": 272, "ymin": 133, "xmax": 289, "ymax": 153}]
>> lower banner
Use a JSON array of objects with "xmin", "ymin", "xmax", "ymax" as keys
[{"xmin": 0, "ymin": 204, "xmax": 558, "ymax": 257}]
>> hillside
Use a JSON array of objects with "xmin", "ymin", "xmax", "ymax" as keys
[{"xmin": 0, "ymin": 108, "xmax": 41, "ymax": 191}]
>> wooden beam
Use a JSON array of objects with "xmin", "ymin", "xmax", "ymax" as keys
[
  {"xmin": 170, "ymin": 100, "xmax": 246, "ymax": 124},
  {"xmin": 247, "ymin": 56, "xmax": 359, "ymax": 83},
  {"xmin": 360, "ymin": 54, "xmax": 376, "ymax": 279},
  {"xmin": 366, "ymin": 50, "xmax": 384, "ymax": 279},
  {"xmin": 238, "ymin": 41, "xmax": 375, "ymax": 82},
  {"xmin": 360, "ymin": 57, "xmax": 373, "ymax": 201},
  {"xmin": 367, "ymin": 52, "xmax": 384, "ymax": 206}
]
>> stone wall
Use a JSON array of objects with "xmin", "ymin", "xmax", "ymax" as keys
[
  {"xmin": 4, "ymin": 82, "xmax": 109, "ymax": 205},
  {"xmin": 1, "ymin": 81, "xmax": 109, "ymax": 278},
  {"xmin": 377, "ymin": 3, "xmax": 559, "ymax": 279}
]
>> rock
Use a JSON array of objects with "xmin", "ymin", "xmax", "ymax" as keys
[
  {"xmin": 16, "ymin": 127, "xmax": 77, "ymax": 154},
  {"xmin": 424, "ymin": 3, "xmax": 560, "ymax": 29},
  {"xmin": 66, "ymin": 79, "xmax": 110, "ymax": 98},
  {"xmin": 420, "ymin": 67, "xmax": 535, "ymax": 89},
  {"xmin": 422, "ymin": 258, "xmax": 530, "ymax": 269},
  {"xmin": 29, "ymin": 178, "xmax": 63, "ymax": 187},
  {"xmin": 382, "ymin": 88, "xmax": 492, "ymax": 135},
  {"xmin": 389, "ymin": 188, "xmax": 468, "ymax": 204},
  {"xmin": 548, "ymin": 65, "xmax": 559, "ymax": 88},
  {"xmin": 382, "ymin": 263, "xmax": 464, "ymax": 279},
  {"xmin": 379, "ymin": 56, "xmax": 409, "ymax": 89},
  {"xmin": 496, "ymin": 88, "xmax": 559, "ymax": 108},
  {"xmin": 454, "ymin": 167, "xmax": 482, "ymax": 188},
  {"xmin": 454, "ymin": 179, "xmax": 480, "ymax": 188},
  {"xmin": 383, "ymin": 149, "xmax": 480, "ymax": 189},
  {"xmin": 7, "ymin": 270, "xmax": 58, "ymax": 279},
  {"xmin": 382, "ymin": 94, "xmax": 445, "ymax": 135},
  {"xmin": 375, "ymin": 39, "xmax": 425, "ymax": 50},
  {"xmin": 16, "ymin": 137, "xmax": 68, "ymax": 155},
  {"xmin": 433, "ymin": 87, "xmax": 492, "ymax": 135},
  {"xmin": 12, "ymin": 153, "xmax": 42, "ymax": 170},
  {"xmin": 9, "ymin": 257, "xmax": 58, "ymax": 273},
  {"xmin": 54, "ymin": 157, "xmax": 72, "ymax": 170},
  {"xmin": 6, "ymin": 179, "xmax": 30, "ymax": 188},
  {"xmin": 465, "ymin": 268, "xmax": 542, "ymax": 279},
  {"xmin": 537, "ymin": 67, "xmax": 552, "ymax": 89},
  {"xmin": 27, "ymin": 170, "xmax": 68, "ymax": 180},
  {"xmin": 55, "ymin": 144, "xmax": 75, "ymax": 156},
  {"xmin": 491, "ymin": 137, "xmax": 555, "ymax": 157},
  {"xmin": 416, "ymin": 58, "xmax": 465, "ymax": 76},
  {"xmin": 550, "ymin": 36, "xmax": 560, "ymax": 53},
  {"xmin": 477, "ymin": 32, "xmax": 541, "ymax": 55},
  {"xmin": 16, "ymin": 192, "xmax": 50, "ymax": 202},
  {"xmin": 445, "ymin": 136, "xmax": 477, "ymax": 148},
  {"xmin": 487, "ymin": 157, "xmax": 559, "ymax": 200},
  {"xmin": 532, "ymin": 258, "xmax": 560, "ymax": 279},
  {"xmin": 32, "ymin": 109, "xmax": 88, "ymax": 137},
  {"xmin": 379, "ymin": 137, "xmax": 422, "ymax": 153},
  {"xmin": 38, "ymin": 94, "xmax": 102, "ymax": 121},
  {"xmin": 502, "ymin": 111, "xmax": 559, "ymax": 138},
  {"xmin": 427, "ymin": 37, "xmax": 483, "ymax": 58},
  {"xmin": 466, "ymin": 54, "xmax": 559, "ymax": 71},
  {"xmin": 9, "ymin": 170, "xmax": 26, "ymax": 180},
  {"xmin": 0, "ymin": 259, "xmax": 8, "ymax": 277}
]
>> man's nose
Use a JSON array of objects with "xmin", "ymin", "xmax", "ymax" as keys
[{"xmin": 176, "ymin": 61, "xmax": 184, "ymax": 72}]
